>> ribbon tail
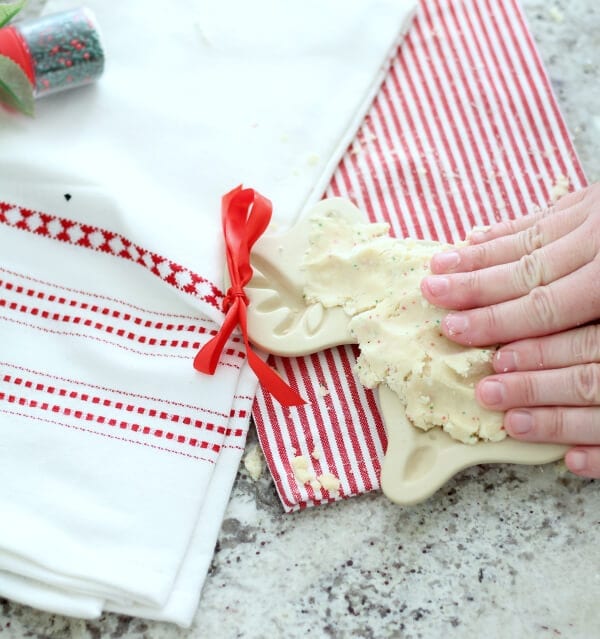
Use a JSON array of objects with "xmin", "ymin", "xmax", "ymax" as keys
[
  {"xmin": 193, "ymin": 307, "xmax": 239, "ymax": 374},
  {"xmin": 193, "ymin": 335, "xmax": 223, "ymax": 375},
  {"xmin": 245, "ymin": 347, "xmax": 306, "ymax": 407},
  {"xmin": 237, "ymin": 303, "xmax": 305, "ymax": 406},
  {"xmin": 195, "ymin": 307, "xmax": 305, "ymax": 406}
]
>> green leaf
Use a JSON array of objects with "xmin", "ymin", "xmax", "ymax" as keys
[
  {"xmin": 0, "ymin": 0, "xmax": 27, "ymax": 28},
  {"xmin": 0, "ymin": 54, "xmax": 34, "ymax": 116}
]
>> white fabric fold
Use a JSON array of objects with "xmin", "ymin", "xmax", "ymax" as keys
[{"xmin": 0, "ymin": 0, "xmax": 415, "ymax": 625}]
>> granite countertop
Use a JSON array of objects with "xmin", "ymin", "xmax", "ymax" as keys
[{"xmin": 2, "ymin": 1, "xmax": 599, "ymax": 638}]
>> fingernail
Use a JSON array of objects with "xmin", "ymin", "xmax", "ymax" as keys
[
  {"xmin": 432, "ymin": 251, "xmax": 460, "ymax": 271},
  {"xmin": 568, "ymin": 450, "xmax": 588, "ymax": 472},
  {"xmin": 495, "ymin": 350, "xmax": 518, "ymax": 373},
  {"xmin": 469, "ymin": 231, "xmax": 487, "ymax": 244},
  {"xmin": 444, "ymin": 313, "xmax": 469, "ymax": 336},
  {"xmin": 423, "ymin": 276, "xmax": 450, "ymax": 297},
  {"xmin": 479, "ymin": 380, "xmax": 505, "ymax": 406},
  {"xmin": 508, "ymin": 410, "xmax": 533, "ymax": 434}
]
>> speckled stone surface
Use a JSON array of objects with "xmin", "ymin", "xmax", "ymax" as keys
[{"xmin": 2, "ymin": 2, "xmax": 599, "ymax": 638}]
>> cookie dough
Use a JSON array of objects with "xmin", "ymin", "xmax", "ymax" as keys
[
  {"xmin": 291, "ymin": 455, "xmax": 314, "ymax": 483},
  {"xmin": 243, "ymin": 444, "xmax": 264, "ymax": 480},
  {"xmin": 291, "ymin": 454, "xmax": 341, "ymax": 493},
  {"xmin": 317, "ymin": 473, "xmax": 341, "ymax": 493},
  {"xmin": 549, "ymin": 174, "xmax": 570, "ymax": 202},
  {"xmin": 302, "ymin": 207, "xmax": 505, "ymax": 444}
]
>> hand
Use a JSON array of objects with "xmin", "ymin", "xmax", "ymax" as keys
[
  {"xmin": 475, "ymin": 327, "xmax": 600, "ymax": 478},
  {"xmin": 420, "ymin": 183, "xmax": 600, "ymax": 346},
  {"xmin": 419, "ymin": 183, "xmax": 600, "ymax": 478}
]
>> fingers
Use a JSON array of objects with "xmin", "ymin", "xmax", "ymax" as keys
[
  {"xmin": 504, "ymin": 408, "xmax": 600, "ymax": 478},
  {"xmin": 493, "ymin": 326, "xmax": 600, "ymax": 373},
  {"xmin": 565, "ymin": 447, "xmax": 600, "ymax": 478},
  {"xmin": 467, "ymin": 187, "xmax": 586, "ymax": 245},
  {"xmin": 429, "ymin": 189, "xmax": 588, "ymax": 275},
  {"xmin": 502, "ymin": 407, "xmax": 600, "ymax": 445},
  {"xmin": 422, "ymin": 225, "xmax": 593, "ymax": 310},
  {"xmin": 438, "ymin": 258, "xmax": 600, "ymax": 346},
  {"xmin": 493, "ymin": 390, "xmax": 600, "ymax": 479},
  {"xmin": 477, "ymin": 362, "xmax": 600, "ymax": 478},
  {"xmin": 476, "ymin": 364, "xmax": 600, "ymax": 410}
]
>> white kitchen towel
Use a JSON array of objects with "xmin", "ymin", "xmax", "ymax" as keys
[
  {"xmin": 0, "ymin": 0, "xmax": 416, "ymax": 626},
  {"xmin": 0, "ymin": 177, "xmax": 250, "ymax": 617},
  {"xmin": 2, "ymin": 0, "xmax": 417, "ymax": 313}
]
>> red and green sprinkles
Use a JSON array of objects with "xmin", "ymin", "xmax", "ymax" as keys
[{"xmin": 18, "ymin": 7, "xmax": 104, "ymax": 97}]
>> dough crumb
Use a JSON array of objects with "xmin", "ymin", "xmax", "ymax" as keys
[
  {"xmin": 548, "ymin": 6, "xmax": 564, "ymax": 22},
  {"xmin": 549, "ymin": 175, "xmax": 570, "ymax": 202},
  {"xmin": 554, "ymin": 459, "xmax": 569, "ymax": 475},
  {"xmin": 291, "ymin": 455, "xmax": 315, "ymax": 484},
  {"xmin": 317, "ymin": 473, "xmax": 341, "ymax": 493},
  {"xmin": 193, "ymin": 23, "xmax": 213, "ymax": 47},
  {"xmin": 243, "ymin": 444, "xmax": 264, "ymax": 481},
  {"xmin": 350, "ymin": 142, "xmax": 363, "ymax": 156},
  {"xmin": 317, "ymin": 384, "xmax": 330, "ymax": 397},
  {"xmin": 290, "ymin": 453, "xmax": 340, "ymax": 495},
  {"xmin": 307, "ymin": 153, "xmax": 320, "ymax": 166}
]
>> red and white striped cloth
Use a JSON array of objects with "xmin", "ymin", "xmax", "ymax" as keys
[{"xmin": 253, "ymin": 0, "xmax": 588, "ymax": 512}]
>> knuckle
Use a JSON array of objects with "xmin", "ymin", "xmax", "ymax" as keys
[
  {"xmin": 466, "ymin": 243, "xmax": 491, "ymax": 271},
  {"xmin": 575, "ymin": 325, "xmax": 600, "ymax": 363},
  {"xmin": 532, "ymin": 338, "xmax": 546, "ymax": 369},
  {"xmin": 482, "ymin": 304, "xmax": 501, "ymax": 336},
  {"xmin": 517, "ymin": 223, "xmax": 544, "ymax": 255},
  {"xmin": 540, "ymin": 205, "xmax": 556, "ymax": 219},
  {"xmin": 506, "ymin": 216, "xmax": 528, "ymax": 234},
  {"xmin": 513, "ymin": 251, "xmax": 547, "ymax": 292},
  {"xmin": 521, "ymin": 374, "xmax": 539, "ymax": 405},
  {"xmin": 526, "ymin": 286, "xmax": 555, "ymax": 327},
  {"xmin": 571, "ymin": 364, "xmax": 600, "ymax": 403},
  {"xmin": 464, "ymin": 268, "xmax": 482, "ymax": 298},
  {"xmin": 546, "ymin": 409, "xmax": 568, "ymax": 440}
]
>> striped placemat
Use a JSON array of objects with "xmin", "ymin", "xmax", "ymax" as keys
[{"xmin": 253, "ymin": 0, "xmax": 587, "ymax": 512}]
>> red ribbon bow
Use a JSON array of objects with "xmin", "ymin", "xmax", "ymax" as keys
[{"xmin": 194, "ymin": 186, "xmax": 306, "ymax": 407}]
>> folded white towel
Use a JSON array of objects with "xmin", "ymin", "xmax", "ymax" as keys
[{"xmin": 0, "ymin": 0, "xmax": 415, "ymax": 626}]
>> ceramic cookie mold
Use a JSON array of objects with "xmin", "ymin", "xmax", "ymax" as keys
[{"xmin": 243, "ymin": 197, "xmax": 567, "ymax": 505}]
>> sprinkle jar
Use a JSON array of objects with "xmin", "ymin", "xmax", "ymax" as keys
[{"xmin": 2, "ymin": 7, "xmax": 104, "ymax": 98}]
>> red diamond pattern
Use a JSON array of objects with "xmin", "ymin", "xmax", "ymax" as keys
[{"xmin": 0, "ymin": 202, "xmax": 224, "ymax": 311}]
